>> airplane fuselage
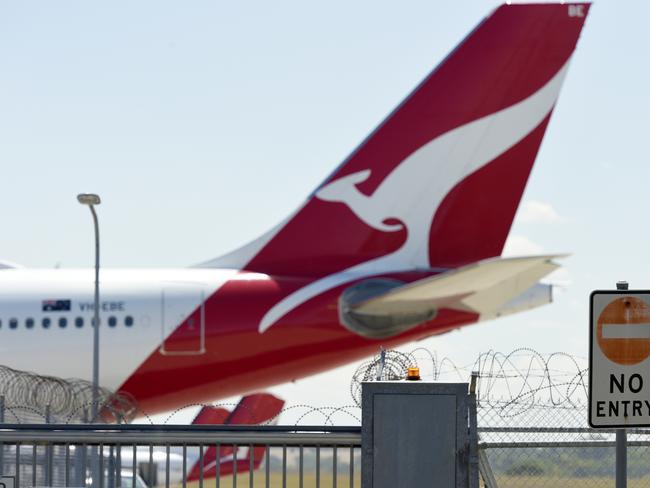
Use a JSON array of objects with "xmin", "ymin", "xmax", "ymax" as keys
[{"xmin": 0, "ymin": 267, "xmax": 473, "ymax": 415}]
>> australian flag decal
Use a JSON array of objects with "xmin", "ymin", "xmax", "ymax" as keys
[{"xmin": 42, "ymin": 299, "xmax": 71, "ymax": 312}]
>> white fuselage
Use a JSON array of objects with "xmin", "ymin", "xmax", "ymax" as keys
[{"xmin": 0, "ymin": 268, "xmax": 232, "ymax": 390}]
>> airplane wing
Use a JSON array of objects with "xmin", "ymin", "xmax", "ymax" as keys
[{"xmin": 345, "ymin": 255, "xmax": 564, "ymax": 330}]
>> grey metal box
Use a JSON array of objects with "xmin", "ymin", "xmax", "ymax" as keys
[{"xmin": 362, "ymin": 382, "xmax": 469, "ymax": 488}]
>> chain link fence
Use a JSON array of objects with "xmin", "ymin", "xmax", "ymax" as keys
[{"xmin": 471, "ymin": 350, "xmax": 650, "ymax": 488}]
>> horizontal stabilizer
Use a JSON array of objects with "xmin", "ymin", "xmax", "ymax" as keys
[
  {"xmin": 352, "ymin": 255, "xmax": 564, "ymax": 317},
  {"xmin": 0, "ymin": 260, "xmax": 23, "ymax": 270}
]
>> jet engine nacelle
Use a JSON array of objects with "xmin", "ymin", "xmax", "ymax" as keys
[{"xmin": 338, "ymin": 278, "xmax": 437, "ymax": 339}]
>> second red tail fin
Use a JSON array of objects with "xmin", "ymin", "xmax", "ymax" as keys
[{"xmin": 187, "ymin": 394, "xmax": 285, "ymax": 481}]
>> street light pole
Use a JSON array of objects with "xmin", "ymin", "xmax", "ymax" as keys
[{"xmin": 77, "ymin": 193, "xmax": 101, "ymax": 422}]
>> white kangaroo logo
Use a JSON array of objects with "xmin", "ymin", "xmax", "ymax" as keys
[
  {"xmin": 315, "ymin": 169, "xmax": 404, "ymax": 232},
  {"xmin": 259, "ymin": 60, "xmax": 571, "ymax": 333}
]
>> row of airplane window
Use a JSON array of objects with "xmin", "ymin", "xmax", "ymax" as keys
[{"xmin": 0, "ymin": 315, "xmax": 134, "ymax": 329}]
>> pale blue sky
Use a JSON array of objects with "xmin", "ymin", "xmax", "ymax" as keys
[{"xmin": 1, "ymin": 1, "xmax": 649, "ymax": 414}]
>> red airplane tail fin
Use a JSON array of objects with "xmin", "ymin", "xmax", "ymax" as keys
[
  {"xmin": 200, "ymin": 4, "xmax": 589, "ymax": 276},
  {"xmin": 226, "ymin": 392, "xmax": 285, "ymax": 424},
  {"xmin": 187, "ymin": 394, "xmax": 285, "ymax": 481},
  {"xmin": 191, "ymin": 405, "xmax": 230, "ymax": 425}
]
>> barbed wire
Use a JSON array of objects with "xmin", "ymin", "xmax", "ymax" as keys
[
  {"xmin": 0, "ymin": 364, "xmax": 137, "ymax": 423},
  {"xmin": 350, "ymin": 347, "xmax": 590, "ymax": 421},
  {"xmin": 0, "ymin": 347, "xmax": 591, "ymax": 426},
  {"xmin": 350, "ymin": 349, "xmax": 416, "ymax": 405},
  {"xmin": 471, "ymin": 348, "xmax": 588, "ymax": 415}
]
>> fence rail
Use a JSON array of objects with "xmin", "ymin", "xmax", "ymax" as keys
[
  {"xmin": 0, "ymin": 426, "xmax": 362, "ymax": 446},
  {"xmin": 479, "ymin": 427, "xmax": 650, "ymax": 434},
  {"xmin": 481, "ymin": 441, "xmax": 650, "ymax": 448}
]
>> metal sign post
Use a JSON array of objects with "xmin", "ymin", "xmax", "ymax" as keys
[
  {"xmin": 615, "ymin": 281, "xmax": 628, "ymax": 488},
  {"xmin": 616, "ymin": 428, "xmax": 627, "ymax": 488}
]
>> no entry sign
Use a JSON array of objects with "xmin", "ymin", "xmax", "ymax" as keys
[{"xmin": 590, "ymin": 290, "xmax": 650, "ymax": 427}]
